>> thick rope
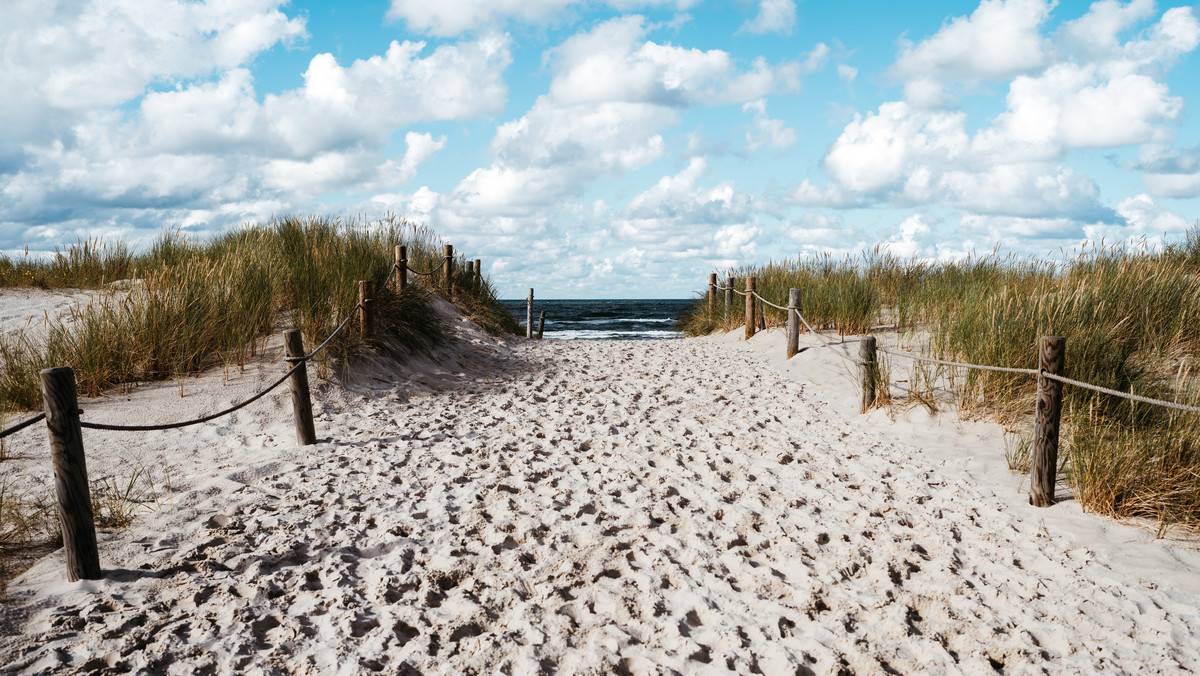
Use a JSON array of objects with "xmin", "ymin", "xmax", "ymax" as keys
[
  {"xmin": 0, "ymin": 413, "xmax": 46, "ymax": 439},
  {"xmin": 795, "ymin": 311, "xmax": 834, "ymax": 347},
  {"xmin": 300, "ymin": 301, "xmax": 363, "ymax": 361},
  {"xmin": 751, "ymin": 291, "xmax": 790, "ymax": 312},
  {"xmin": 877, "ymin": 346, "xmax": 1038, "ymax": 376},
  {"xmin": 81, "ymin": 362, "xmax": 304, "ymax": 431},
  {"xmin": 1040, "ymin": 371, "xmax": 1200, "ymax": 414},
  {"xmin": 406, "ymin": 255, "xmax": 450, "ymax": 277}
]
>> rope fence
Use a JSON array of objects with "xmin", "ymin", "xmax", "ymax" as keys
[
  {"xmin": 705, "ymin": 271, "xmax": 1200, "ymax": 510},
  {"xmin": 0, "ymin": 413, "xmax": 46, "ymax": 440},
  {"xmin": 1040, "ymin": 371, "xmax": 1200, "ymax": 415},
  {"xmin": 7, "ymin": 240, "xmax": 479, "ymax": 583}
]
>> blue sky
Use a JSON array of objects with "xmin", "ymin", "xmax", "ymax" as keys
[{"xmin": 2, "ymin": 0, "xmax": 1199, "ymax": 298}]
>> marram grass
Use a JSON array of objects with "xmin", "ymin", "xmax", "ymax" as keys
[
  {"xmin": 0, "ymin": 215, "xmax": 519, "ymax": 411},
  {"xmin": 679, "ymin": 230, "xmax": 1200, "ymax": 533}
]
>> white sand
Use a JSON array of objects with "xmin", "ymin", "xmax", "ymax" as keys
[{"xmin": 2, "ymin": 295, "xmax": 1200, "ymax": 674}]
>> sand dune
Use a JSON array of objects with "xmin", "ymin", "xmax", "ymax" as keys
[{"xmin": 2, "ymin": 301, "xmax": 1200, "ymax": 674}]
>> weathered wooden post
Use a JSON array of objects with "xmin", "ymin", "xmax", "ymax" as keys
[
  {"xmin": 1031, "ymin": 336, "xmax": 1065, "ymax": 507},
  {"xmin": 39, "ymin": 367, "xmax": 101, "ymax": 581},
  {"xmin": 526, "ymin": 288, "xmax": 534, "ymax": 339},
  {"xmin": 758, "ymin": 298, "xmax": 766, "ymax": 331},
  {"xmin": 744, "ymin": 276, "xmax": 756, "ymax": 340},
  {"xmin": 474, "ymin": 259, "xmax": 482, "ymax": 290},
  {"xmin": 283, "ymin": 330, "xmax": 317, "ymax": 446},
  {"xmin": 395, "ymin": 245, "xmax": 407, "ymax": 292},
  {"xmin": 537, "ymin": 311, "xmax": 546, "ymax": 340},
  {"xmin": 708, "ymin": 273, "xmax": 717, "ymax": 314},
  {"xmin": 725, "ymin": 279, "xmax": 733, "ymax": 322},
  {"xmin": 859, "ymin": 336, "xmax": 877, "ymax": 413},
  {"xmin": 359, "ymin": 280, "xmax": 375, "ymax": 339},
  {"xmin": 786, "ymin": 288, "xmax": 801, "ymax": 359},
  {"xmin": 443, "ymin": 244, "xmax": 454, "ymax": 298}
]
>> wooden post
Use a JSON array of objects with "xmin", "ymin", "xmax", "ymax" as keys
[
  {"xmin": 283, "ymin": 330, "xmax": 317, "ymax": 446},
  {"xmin": 39, "ymin": 367, "xmax": 101, "ymax": 581},
  {"xmin": 443, "ymin": 244, "xmax": 454, "ymax": 298},
  {"xmin": 395, "ymin": 245, "xmax": 407, "ymax": 292},
  {"xmin": 474, "ymin": 259, "xmax": 482, "ymax": 290},
  {"xmin": 758, "ymin": 299, "xmax": 766, "ymax": 331},
  {"xmin": 859, "ymin": 336, "xmax": 877, "ymax": 413},
  {"xmin": 359, "ymin": 280, "xmax": 374, "ymax": 339},
  {"xmin": 725, "ymin": 279, "xmax": 733, "ymax": 322},
  {"xmin": 744, "ymin": 276, "xmax": 756, "ymax": 340},
  {"xmin": 526, "ymin": 288, "xmax": 534, "ymax": 339},
  {"xmin": 537, "ymin": 311, "xmax": 546, "ymax": 340},
  {"xmin": 708, "ymin": 273, "xmax": 717, "ymax": 314},
  {"xmin": 786, "ymin": 288, "xmax": 801, "ymax": 359},
  {"xmin": 1031, "ymin": 336, "xmax": 1065, "ymax": 507}
]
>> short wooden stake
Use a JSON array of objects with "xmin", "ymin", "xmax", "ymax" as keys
[
  {"xmin": 443, "ymin": 244, "xmax": 454, "ymax": 298},
  {"xmin": 1031, "ymin": 336, "xmax": 1065, "ymax": 507},
  {"xmin": 708, "ymin": 273, "xmax": 717, "ymax": 314},
  {"xmin": 359, "ymin": 280, "xmax": 375, "ymax": 339},
  {"xmin": 786, "ymin": 288, "xmax": 801, "ymax": 359},
  {"xmin": 39, "ymin": 367, "xmax": 101, "ymax": 582},
  {"xmin": 283, "ymin": 330, "xmax": 317, "ymax": 446},
  {"xmin": 395, "ymin": 245, "xmax": 407, "ymax": 292},
  {"xmin": 724, "ymin": 279, "xmax": 733, "ymax": 322},
  {"xmin": 526, "ymin": 288, "xmax": 534, "ymax": 339},
  {"xmin": 537, "ymin": 311, "xmax": 546, "ymax": 340},
  {"xmin": 745, "ymin": 276, "xmax": 756, "ymax": 340},
  {"xmin": 758, "ymin": 299, "xmax": 766, "ymax": 331},
  {"xmin": 474, "ymin": 259, "xmax": 482, "ymax": 289},
  {"xmin": 859, "ymin": 336, "xmax": 877, "ymax": 413}
]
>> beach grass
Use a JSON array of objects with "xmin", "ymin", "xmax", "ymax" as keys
[
  {"xmin": 0, "ymin": 215, "xmax": 517, "ymax": 411},
  {"xmin": 679, "ymin": 229, "xmax": 1200, "ymax": 531}
]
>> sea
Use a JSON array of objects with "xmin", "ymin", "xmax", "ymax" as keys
[{"xmin": 500, "ymin": 299, "xmax": 693, "ymax": 341}]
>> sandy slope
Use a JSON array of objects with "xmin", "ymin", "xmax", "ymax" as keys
[{"xmin": 2, "ymin": 301, "xmax": 1200, "ymax": 674}]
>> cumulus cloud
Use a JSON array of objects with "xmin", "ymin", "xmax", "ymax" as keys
[
  {"xmin": 387, "ymin": 0, "xmax": 699, "ymax": 36},
  {"xmin": 0, "ymin": 14, "xmax": 512, "ymax": 248},
  {"xmin": 1135, "ymin": 144, "xmax": 1200, "ymax": 199},
  {"xmin": 614, "ymin": 158, "xmax": 760, "ymax": 260},
  {"xmin": 893, "ymin": 0, "xmax": 1052, "ymax": 83},
  {"xmin": 807, "ymin": 1, "xmax": 1199, "ymax": 232},
  {"xmin": 1113, "ymin": 192, "xmax": 1191, "ymax": 235},
  {"xmin": 743, "ymin": 99, "xmax": 796, "ymax": 151},
  {"xmin": 784, "ymin": 212, "xmax": 865, "ymax": 255},
  {"xmin": 433, "ymin": 15, "xmax": 805, "ymax": 228},
  {"xmin": 0, "ymin": 0, "xmax": 306, "ymax": 149},
  {"xmin": 740, "ymin": 0, "xmax": 798, "ymax": 35},
  {"xmin": 547, "ymin": 16, "xmax": 801, "ymax": 107}
]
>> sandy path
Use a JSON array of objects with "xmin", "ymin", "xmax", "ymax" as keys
[{"xmin": 3, "ymin": 334, "xmax": 1200, "ymax": 674}]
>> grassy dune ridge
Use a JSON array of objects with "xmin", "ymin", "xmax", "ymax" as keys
[
  {"xmin": 679, "ymin": 230, "xmax": 1200, "ymax": 531},
  {"xmin": 0, "ymin": 215, "xmax": 520, "ymax": 411}
]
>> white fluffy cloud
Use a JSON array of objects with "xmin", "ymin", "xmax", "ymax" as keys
[
  {"xmin": 0, "ymin": 4, "xmax": 511, "ymax": 249},
  {"xmin": 893, "ymin": 0, "xmax": 1052, "ymax": 82},
  {"xmin": 547, "ymin": 16, "xmax": 802, "ymax": 107},
  {"xmin": 1136, "ymin": 144, "xmax": 1200, "ymax": 198},
  {"xmin": 743, "ymin": 99, "xmax": 796, "ymax": 151},
  {"xmin": 740, "ymin": 0, "xmax": 798, "ymax": 35},
  {"xmin": 809, "ymin": 1, "xmax": 1199, "ymax": 236},
  {"xmin": 431, "ymin": 15, "xmax": 806, "ymax": 228},
  {"xmin": 387, "ymin": 0, "xmax": 699, "ymax": 36}
]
